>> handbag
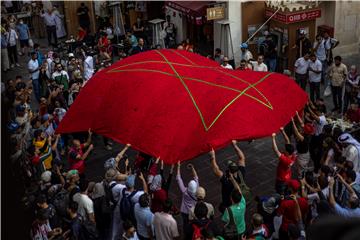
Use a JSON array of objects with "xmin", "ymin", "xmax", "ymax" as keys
[
  {"xmin": 28, "ymin": 38, "xmax": 34, "ymax": 48},
  {"xmin": 223, "ymin": 207, "xmax": 240, "ymax": 240}
]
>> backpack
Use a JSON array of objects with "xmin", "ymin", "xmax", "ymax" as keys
[
  {"xmin": 101, "ymin": 181, "xmax": 117, "ymax": 215},
  {"xmin": 79, "ymin": 217, "xmax": 99, "ymax": 240},
  {"xmin": 52, "ymin": 189, "xmax": 70, "ymax": 218},
  {"xmin": 192, "ymin": 221, "xmax": 211, "ymax": 240},
  {"xmin": 119, "ymin": 188, "xmax": 138, "ymax": 224},
  {"xmin": 223, "ymin": 207, "xmax": 240, "ymax": 240}
]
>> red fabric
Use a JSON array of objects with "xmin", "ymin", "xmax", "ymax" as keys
[
  {"xmin": 346, "ymin": 108, "xmax": 360, "ymax": 123},
  {"xmin": 151, "ymin": 189, "xmax": 168, "ymax": 213},
  {"xmin": 277, "ymin": 197, "xmax": 308, "ymax": 231},
  {"xmin": 68, "ymin": 144, "xmax": 85, "ymax": 174},
  {"xmin": 56, "ymin": 49, "xmax": 308, "ymax": 164},
  {"xmin": 276, "ymin": 154, "xmax": 295, "ymax": 182}
]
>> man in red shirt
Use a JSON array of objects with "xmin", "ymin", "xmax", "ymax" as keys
[
  {"xmin": 345, "ymin": 103, "xmax": 360, "ymax": 123},
  {"xmin": 277, "ymin": 179, "xmax": 308, "ymax": 240},
  {"xmin": 68, "ymin": 129, "xmax": 93, "ymax": 176},
  {"xmin": 272, "ymin": 128, "xmax": 296, "ymax": 195}
]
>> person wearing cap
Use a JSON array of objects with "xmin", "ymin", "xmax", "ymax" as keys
[
  {"xmin": 176, "ymin": 161, "xmax": 199, "ymax": 231},
  {"xmin": 291, "ymin": 111, "xmax": 312, "ymax": 177},
  {"xmin": 294, "ymin": 52, "xmax": 310, "ymax": 90},
  {"xmin": 188, "ymin": 186, "xmax": 215, "ymax": 221},
  {"xmin": 292, "ymin": 29, "xmax": 312, "ymax": 59},
  {"xmin": 277, "ymin": 179, "xmax": 308, "ymax": 239},
  {"xmin": 272, "ymin": 128, "xmax": 296, "ymax": 195},
  {"xmin": 221, "ymin": 56, "xmax": 233, "ymax": 70},
  {"xmin": 111, "ymin": 172, "xmax": 147, "ymax": 240},
  {"xmin": 209, "ymin": 140, "xmax": 246, "ymax": 213},
  {"xmin": 28, "ymin": 51, "xmax": 41, "ymax": 102},
  {"xmin": 240, "ymin": 43, "xmax": 253, "ymax": 62}
]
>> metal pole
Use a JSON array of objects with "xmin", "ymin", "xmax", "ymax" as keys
[{"xmin": 245, "ymin": 8, "xmax": 281, "ymax": 44}]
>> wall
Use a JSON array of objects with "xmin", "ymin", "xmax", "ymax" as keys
[
  {"xmin": 315, "ymin": 1, "xmax": 335, "ymax": 29},
  {"xmin": 213, "ymin": 1, "xmax": 242, "ymax": 66},
  {"xmin": 64, "ymin": 1, "xmax": 96, "ymax": 36},
  {"xmin": 165, "ymin": 8, "xmax": 187, "ymax": 44},
  {"xmin": 241, "ymin": 1, "xmax": 266, "ymax": 58},
  {"xmin": 332, "ymin": 1, "xmax": 360, "ymax": 56}
]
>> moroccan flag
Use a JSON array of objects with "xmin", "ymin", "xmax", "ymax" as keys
[{"xmin": 57, "ymin": 49, "xmax": 307, "ymax": 164}]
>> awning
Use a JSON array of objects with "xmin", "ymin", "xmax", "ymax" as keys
[{"xmin": 165, "ymin": 1, "xmax": 213, "ymax": 18}]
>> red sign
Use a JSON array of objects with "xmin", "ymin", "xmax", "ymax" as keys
[{"xmin": 266, "ymin": 8, "xmax": 321, "ymax": 24}]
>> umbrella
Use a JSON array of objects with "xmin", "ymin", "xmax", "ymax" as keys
[{"xmin": 57, "ymin": 49, "xmax": 308, "ymax": 164}]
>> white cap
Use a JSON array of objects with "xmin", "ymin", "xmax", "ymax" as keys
[
  {"xmin": 68, "ymin": 53, "xmax": 74, "ymax": 58},
  {"xmin": 263, "ymin": 30, "xmax": 269, "ymax": 36},
  {"xmin": 41, "ymin": 171, "xmax": 52, "ymax": 183}
]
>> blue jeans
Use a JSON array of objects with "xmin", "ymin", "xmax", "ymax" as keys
[
  {"xmin": 265, "ymin": 58, "xmax": 277, "ymax": 72},
  {"xmin": 32, "ymin": 78, "xmax": 40, "ymax": 101}
]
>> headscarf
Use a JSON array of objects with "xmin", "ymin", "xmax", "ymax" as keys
[
  {"xmin": 92, "ymin": 182, "xmax": 105, "ymax": 199},
  {"xmin": 338, "ymin": 133, "xmax": 360, "ymax": 170},
  {"xmin": 150, "ymin": 174, "xmax": 162, "ymax": 192},
  {"xmin": 188, "ymin": 180, "xmax": 198, "ymax": 195}
]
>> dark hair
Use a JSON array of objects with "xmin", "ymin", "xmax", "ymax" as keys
[
  {"xmin": 285, "ymin": 144, "xmax": 295, "ymax": 155},
  {"xmin": 345, "ymin": 160, "xmax": 354, "ymax": 170},
  {"xmin": 33, "ymin": 129, "xmax": 43, "ymax": 139},
  {"xmin": 310, "ymin": 53, "xmax": 316, "ymax": 58},
  {"xmin": 162, "ymin": 199, "xmax": 173, "ymax": 213},
  {"xmin": 79, "ymin": 179, "xmax": 89, "ymax": 192},
  {"xmin": 37, "ymin": 208, "xmax": 50, "ymax": 221},
  {"xmin": 68, "ymin": 201, "xmax": 78, "ymax": 212},
  {"xmin": 194, "ymin": 202, "xmax": 208, "ymax": 220},
  {"xmin": 15, "ymin": 75, "xmax": 22, "ymax": 79},
  {"xmin": 231, "ymin": 189, "xmax": 242, "ymax": 204},
  {"xmin": 240, "ymin": 59, "xmax": 247, "ymax": 64},
  {"xmin": 345, "ymin": 169, "xmax": 357, "ymax": 182},
  {"xmin": 215, "ymin": 48, "xmax": 221, "ymax": 53},
  {"xmin": 34, "ymin": 43, "xmax": 40, "ymax": 49},
  {"xmin": 139, "ymin": 193, "xmax": 150, "ymax": 208},
  {"xmin": 123, "ymin": 220, "xmax": 134, "ymax": 231},
  {"xmin": 334, "ymin": 56, "xmax": 342, "ymax": 61},
  {"xmin": 36, "ymin": 194, "xmax": 47, "ymax": 205},
  {"xmin": 320, "ymin": 165, "xmax": 331, "ymax": 177}
]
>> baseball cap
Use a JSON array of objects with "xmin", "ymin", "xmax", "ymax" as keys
[
  {"xmin": 68, "ymin": 53, "xmax": 75, "ymax": 58},
  {"xmin": 240, "ymin": 43, "xmax": 248, "ymax": 49},
  {"xmin": 104, "ymin": 158, "xmax": 116, "ymax": 171},
  {"xmin": 66, "ymin": 169, "xmax": 79, "ymax": 180},
  {"xmin": 196, "ymin": 186, "xmax": 206, "ymax": 200},
  {"xmin": 41, "ymin": 171, "xmax": 52, "ymax": 183},
  {"xmin": 16, "ymin": 104, "xmax": 26, "ymax": 113},
  {"xmin": 126, "ymin": 175, "xmax": 136, "ymax": 188}
]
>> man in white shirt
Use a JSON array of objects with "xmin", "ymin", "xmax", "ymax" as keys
[
  {"xmin": 221, "ymin": 56, "xmax": 233, "ymax": 70},
  {"xmin": 40, "ymin": 8, "xmax": 57, "ymax": 46},
  {"xmin": 308, "ymin": 53, "xmax": 323, "ymax": 102},
  {"xmin": 313, "ymin": 34, "xmax": 327, "ymax": 84},
  {"xmin": 323, "ymin": 31, "xmax": 339, "ymax": 64},
  {"xmin": 7, "ymin": 27, "xmax": 20, "ymax": 68},
  {"xmin": 294, "ymin": 53, "xmax": 310, "ymax": 90},
  {"xmin": 250, "ymin": 55, "xmax": 268, "ymax": 72},
  {"xmin": 72, "ymin": 180, "xmax": 96, "ymax": 223},
  {"xmin": 28, "ymin": 51, "xmax": 40, "ymax": 101},
  {"xmin": 153, "ymin": 199, "xmax": 180, "ymax": 240}
]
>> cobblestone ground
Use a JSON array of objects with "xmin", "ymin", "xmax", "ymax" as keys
[{"xmin": 3, "ymin": 38, "xmax": 359, "ymax": 238}]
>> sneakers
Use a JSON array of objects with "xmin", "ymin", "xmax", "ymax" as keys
[
  {"xmin": 10, "ymin": 64, "xmax": 14, "ymax": 68},
  {"xmin": 105, "ymin": 145, "xmax": 112, "ymax": 151},
  {"xmin": 15, "ymin": 63, "xmax": 20, "ymax": 67}
]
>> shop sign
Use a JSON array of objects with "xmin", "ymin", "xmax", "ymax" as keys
[
  {"xmin": 266, "ymin": 8, "xmax": 321, "ymax": 24},
  {"xmin": 207, "ymin": 6, "xmax": 225, "ymax": 20}
]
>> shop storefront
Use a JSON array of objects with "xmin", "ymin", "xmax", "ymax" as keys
[{"xmin": 265, "ymin": 4, "xmax": 322, "ymax": 72}]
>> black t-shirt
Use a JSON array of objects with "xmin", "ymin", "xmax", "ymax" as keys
[
  {"xmin": 296, "ymin": 38, "xmax": 312, "ymax": 57},
  {"xmin": 220, "ymin": 166, "xmax": 246, "ymax": 208},
  {"xmin": 296, "ymin": 135, "xmax": 310, "ymax": 154},
  {"xmin": 77, "ymin": 6, "xmax": 90, "ymax": 23},
  {"xmin": 69, "ymin": 216, "xmax": 82, "ymax": 240},
  {"xmin": 263, "ymin": 39, "xmax": 277, "ymax": 59}
]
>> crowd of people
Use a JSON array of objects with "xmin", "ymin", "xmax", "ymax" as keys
[{"xmin": 2, "ymin": 2, "xmax": 360, "ymax": 240}]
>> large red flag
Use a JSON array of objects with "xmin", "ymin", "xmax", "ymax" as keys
[{"xmin": 57, "ymin": 49, "xmax": 308, "ymax": 164}]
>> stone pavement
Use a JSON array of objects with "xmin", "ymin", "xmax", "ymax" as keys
[{"xmin": 2, "ymin": 37, "xmax": 360, "ymax": 238}]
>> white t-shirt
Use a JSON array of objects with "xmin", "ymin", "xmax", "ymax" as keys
[
  {"xmin": 313, "ymin": 40, "xmax": 326, "ymax": 61},
  {"xmin": 84, "ymin": 56, "xmax": 94, "ymax": 81},
  {"xmin": 28, "ymin": 59, "xmax": 40, "ymax": 79},
  {"xmin": 314, "ymin": 115, "xmax": 327, "ymax": 136},
  {"xmin": 294, "ymin": 57, "xmax": 309, "ymax": 74},
  {"xmin": 342, "ymin": 145, "xmax": 360, "ymax": 172},
  {"xmin": 221, "ymin": 63, "xmax": 233, "ymax": 70},
  {"xmin": 72, "ymin": 193, "xmax": 94, "ymax": 221},
  {"xmin": 240, "ymin": 50, "xmax": 253, "ymax": 62},
  {"xmin": 250, "ymin": 61, "xmax": 268, "ymax": 72},
  {"xmin": 8, "ymin": 29, "xmax": 18, "ymax": 46},
  {"xmin": 324, "ymin": 37, "xmax": 338, "ymax": 50},
  {"xmin": 308, "ymin": 59, "xmax": 322, "ymax": 83},
  {"xmin": 153, "ymin": 212, "xmax": 179, "ymax": 240}
]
